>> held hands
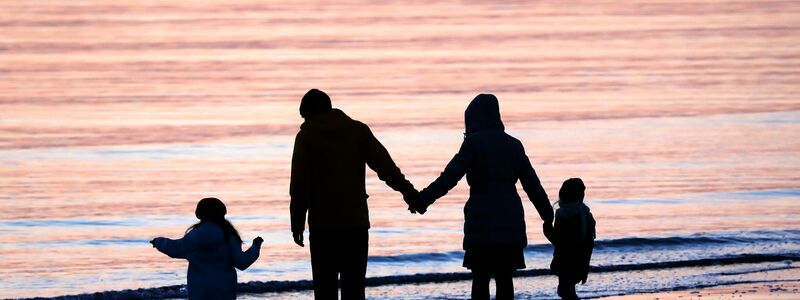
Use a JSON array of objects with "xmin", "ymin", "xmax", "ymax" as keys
[
  {"xmin": 253, "ymin": 236, "xmax": 264, "ymax": 246},
  {"xmin": 404, "ymin": 189, "xmax": 428, "ymax": 214}
]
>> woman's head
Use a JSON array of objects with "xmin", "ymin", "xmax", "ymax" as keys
[
  {"xmin": 189, "ymin": 197, "xmax": 242, "ymax": 243},
  {"xmin": 464, "ymin": 93, "xmax": 505, "ymax": 136},
  {"xmin": 559, "ymin": 178, "xmax": 585, "ymax": 204}
]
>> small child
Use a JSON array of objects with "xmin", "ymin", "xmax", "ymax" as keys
[
  {"xmin": 544, "ymin": 178, "xmax": 596, "ymax": 300},
  {"xmin": 151, "ymin": 197, "xmax": 262, "ymax": 300}
]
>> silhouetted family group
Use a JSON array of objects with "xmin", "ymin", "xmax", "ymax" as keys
[{"xmin": 151, "ymin": 90, "xmax": 596, "ymax": 300}]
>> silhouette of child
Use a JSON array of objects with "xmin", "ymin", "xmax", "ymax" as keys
[
  {"xmin": 544, "ymin": 178, "xmax": 595, "ymax": 300},
  {"xmin": 417, "ymin": 94, "xmax": 554, "ymax": 300},
  {"xmin": 150, "ymin": 198, "xmax": 262, "ymax": 300}
]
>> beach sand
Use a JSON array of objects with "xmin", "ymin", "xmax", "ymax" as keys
[
  {"xmin": 600, "ymin": 281, "xmax": 800, "ymax": 300},
  {"xmin": 231, "ymin": 262, "xmax": 800, "ymax": 300}
]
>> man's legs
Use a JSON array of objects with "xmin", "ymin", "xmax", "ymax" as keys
[
  {"xmin": 310, "ymin": 230, "xmax": 339, "ymax": 300},
  {"xmin": 340, "ymin": 229, "xmax": 368, "ymax": 300},
  {"xmin": 557, "ymin": 276, "xmax": 579, "ymax": 300}
]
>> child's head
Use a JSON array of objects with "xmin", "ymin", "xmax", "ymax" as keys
[
  {"xmin": 195, "ymin": 197, "xmax": 227, "ymax": 221},
  {"xmin": 190, "ymin": 197, "xmax": 242, "ymax": 243},
  {"xmin": 559, "ymin": 178, "xmax": 585, "ymax": 204}
]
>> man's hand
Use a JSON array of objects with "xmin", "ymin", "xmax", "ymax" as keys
[
  {"xmin": 292, "ymin": 231, "xmax": 304, "ymax": 247},
  {"xmin": 149, "ymin": 238, "xmax": 157, "ymax": 247},
  {"xmin": 253, "ymin": 236, "xmax": 264, "ymax": 246}
]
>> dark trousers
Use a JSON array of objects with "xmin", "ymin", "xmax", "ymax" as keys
[
  {"xmin": 309, "ymin": 228, "xmax": 369, "ymax": 300},
  {"xmin": 557, "ymin": 276, "xmax": 580, "ymax": 300}
]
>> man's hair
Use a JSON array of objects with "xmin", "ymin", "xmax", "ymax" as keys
[{"xmin": 300, "ymin": 89, "xmax": 332, "ymax": 118}]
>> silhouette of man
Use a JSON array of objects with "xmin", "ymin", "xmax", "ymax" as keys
[{"xmin": 290, "ymin": 89, "xmax": 421, "ymax": 300}]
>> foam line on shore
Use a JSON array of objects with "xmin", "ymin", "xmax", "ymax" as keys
[{"xmin": 18, "ymin": 253, "xmax": 798, "ymax": 300}]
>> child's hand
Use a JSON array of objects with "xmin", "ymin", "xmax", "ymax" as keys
[{"xmin": 253, "ymin": 237, "xmax": 264, "ymax": 246}]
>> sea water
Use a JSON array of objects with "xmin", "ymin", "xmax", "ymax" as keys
[{"xmin": 1, "ymin": 1, "xmax": 799, "ymax": 299}]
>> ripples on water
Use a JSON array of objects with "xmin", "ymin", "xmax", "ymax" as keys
[{"xmin": 1, "ymin": 0, "xmax": 799, "ymax": 298}]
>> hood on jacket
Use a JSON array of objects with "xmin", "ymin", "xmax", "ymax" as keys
[
  {"xmin": 465, "ymin": 94, "xmax": 505, "ymax": 135},
  {"xmin": 556, "ymin": 202, "xmax": 592, "ymax": 240},
  {"xmin": 300, "ymin": 108, "xmax": 353, "ymax": 132}
]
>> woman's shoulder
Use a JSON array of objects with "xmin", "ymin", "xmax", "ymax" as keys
[{"xmin": 465, "ymin": 131, "xmax": 523, "ymax": 146}]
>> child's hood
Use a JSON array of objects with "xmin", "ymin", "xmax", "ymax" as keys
[
  {"xmin": 556, "ymin": 202, "xmax": 593, "ymax": 241},
  {"xmin": 556, "ymin": 202, "xmax": 591, "ymax": 219}
]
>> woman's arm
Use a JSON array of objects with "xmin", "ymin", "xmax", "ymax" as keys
[
  {"xmin": 517, "ymin": 145, "xmax": 554, "ymax": 224},
  {"xmin": 419, "ymin": 139, "xmax": 474, "ymax": 207},
  {"xmin": 231, "ymin": 237, "xmax": 262, "ymax": 271}
]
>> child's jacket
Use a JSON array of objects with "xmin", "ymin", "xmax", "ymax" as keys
[
  {"xmin": 153, "ymin": 222, "xmax": 260, "ymax": 300},
  {"xmin": 547, "ymin": 202, "xmax": 595, "ymax": 280}
]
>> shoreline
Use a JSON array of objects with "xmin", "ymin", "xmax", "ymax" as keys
[
  {"xmin": 16, "ymin": 255, "xmax": 799, "ymax": 299},
  {"xmin": 599, "ymin": 280, "xmax": 800, "ymax": 299},
  {"xmin": 15, "ymin": 260, "xmax": 800, "ymax": 300}
]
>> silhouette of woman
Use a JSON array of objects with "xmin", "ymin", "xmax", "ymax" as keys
[
  {"xmin": 418, "ymin": 94, "xmax": 554, "ymax": 300},
  {"xmin": 151, "ymin": 197, "xmax": 262, "ymax": 300}
]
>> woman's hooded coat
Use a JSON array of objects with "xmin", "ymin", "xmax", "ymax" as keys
[{"xmin": 421, "ymin": 94, "xmax": 554, "ymax": 249}]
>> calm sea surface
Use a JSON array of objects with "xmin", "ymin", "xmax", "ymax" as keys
[{"xmin": 1, "ymin": 1, "xmax": 799, "ymax": 298}]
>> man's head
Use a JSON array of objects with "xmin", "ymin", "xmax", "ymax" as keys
[{"xmin": 300, "ymin": 89, "xmax": 332, "ymax": 119}]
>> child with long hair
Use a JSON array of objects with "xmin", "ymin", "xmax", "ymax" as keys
[{"xmin": 151, "ymin": 197, "xmax": 262, "ymax": 300}]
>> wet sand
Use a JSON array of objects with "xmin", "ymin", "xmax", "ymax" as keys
[{"xmin": 601, "ymin": 281, "xmax": 800, "ymax": 300}]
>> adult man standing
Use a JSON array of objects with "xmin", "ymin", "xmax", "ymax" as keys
[{"xmin": 289, "ymin": 89, "xmax": 420, "ymax": 299}]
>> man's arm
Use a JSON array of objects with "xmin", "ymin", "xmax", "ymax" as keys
[
  {"xmin": 289, "ymin": 131, "xmax": 310, "ymax": 246},
  {"xmin": 363, "ymin": 125, "xmax": 417, "ymax": 205}
]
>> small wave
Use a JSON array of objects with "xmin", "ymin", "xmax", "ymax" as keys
[
  {"xmin": 20, "ymin": 254, "xmax": 798, "ymax": 300},
  {"xmin": 366, "ymin": 230, "xmax": 800, "ymax": 264},
  {"xmin": 599, "ymin": 230, "xmax": 799, "ymax": 248},
  {"xmin": 370, "ymin": 251, "xmax": 464, "ymax": 263}
]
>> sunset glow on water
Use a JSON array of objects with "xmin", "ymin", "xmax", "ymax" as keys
[{"xmin": 1, "ymin": 1, "xmax": 799, "ymax": 299}]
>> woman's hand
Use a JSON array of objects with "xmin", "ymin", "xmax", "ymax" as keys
[
  {"xmin": 253, "ymin": 236, "xmax": 264, "ymax": 246},
  {"xmin": 542, "ymin": 222, "xmax": 554, "ymax": 242}
]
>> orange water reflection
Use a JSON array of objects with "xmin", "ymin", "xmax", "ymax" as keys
[{"xmin": 1, "ymin": 0, "xmax": 800, "ymax": 298}]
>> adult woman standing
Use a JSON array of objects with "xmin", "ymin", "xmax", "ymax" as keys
[{"xmin": 418, "ymin": 94, "xmax": 554, "ymax": 300}]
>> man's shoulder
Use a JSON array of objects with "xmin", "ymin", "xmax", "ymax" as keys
[{"xmin": 351, "ymin": 119, "xmax": 369, "ymax": 129}]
